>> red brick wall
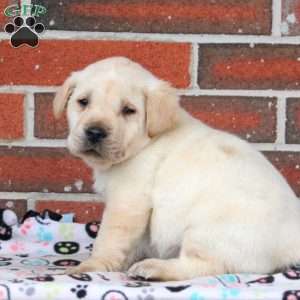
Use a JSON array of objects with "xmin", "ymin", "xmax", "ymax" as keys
[{"xmin": 0, "ymin": 0, "xmax": 300, "ymax": 222}]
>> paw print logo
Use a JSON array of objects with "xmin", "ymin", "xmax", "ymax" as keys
[{"xmin": 4, "ymin": 16, "xmax": 45, "ymax": 48}]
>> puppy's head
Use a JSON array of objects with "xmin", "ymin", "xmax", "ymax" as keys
[{"xmin": 53, "ymin": 57, "xmax": 180, "ymax": 169}]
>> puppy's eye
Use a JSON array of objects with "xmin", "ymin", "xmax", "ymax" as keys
[
  {"xmin": 122, "ymin": 105, "xmax": 136, "ymax": 115},
  {"xmin": 78, "ymin": 98, "xmax": 89, "ymax": 108}
]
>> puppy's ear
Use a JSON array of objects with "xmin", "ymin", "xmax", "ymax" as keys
[
  {"xmin": 53, "ymin": 75, "xmax": 76, "ymax": 119},
  {"xmin": 145, "ymin": 81, "xmax": 180, "ymax": 138}
]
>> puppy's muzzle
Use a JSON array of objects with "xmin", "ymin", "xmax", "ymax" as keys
[{"xmin": 85, "ymin": 127, "xmax": 108, "ymax": 144}]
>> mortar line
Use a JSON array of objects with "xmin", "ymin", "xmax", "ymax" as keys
[
  {"xmin": 1, "ymin": 138, "xmax": 300, "ymax": 151},
  {"xmin": 25, "ymin": 92, "xmax": 35, "ymax": 140},
  {"xmin": 39, "ymin": 32, "xmax": 300, "ymax": 44},
  {"xmin": 26, "ymin": 198, "xmax": 36, "ymax": 210},
  {"xmin": 179, "ymin": 89, "xmax": 300, "ymax": 98},
  {"xmin": 0, "ymin": 192, "xmax": 101, "ymax": 201},
  {"xmin": 0, "ymin": 86, "xmax": 58, "ymax": 93},
  {"xmin": 0, "ymin": 139, "xmax": 67, "ymax": 147},
  {"xmin": 1, "ymin": 85, "xmax": 300, "ymax": 98},
  {"xmin": 1, "ymin": 31, "xmax": 300, "ymax": 44},
  {"xmin": 276, "ymin": 96, "xmax": 286, "ymax": 144},
  {"xmin": 190, "ymin": 43, "xmax": 199, "ymax": 89},
  {"xmin": 253, "ymin": 143, "xmax": 300, "ymax": 151},
  {"xmin": 272, "ymin": 0, "xmax": 282, "ymax": 37}
]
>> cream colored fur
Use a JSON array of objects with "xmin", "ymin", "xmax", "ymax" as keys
[{"xmin": 53, "ymin": 57, "xmax": 300, "ymax": 281}]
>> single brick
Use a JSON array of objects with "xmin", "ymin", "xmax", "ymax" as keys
[
  {"xmin": 0, "ymin": 40, "xmax": 190, "ymax": 88},
  {"xmin": 198, "ymin": 45, "xmax": 300, "ymax": 90},
  {"xmin": 0, "ymin": 94, "xmax": 24, "ymax": 140},
  {"xmin": 286, "ymin": 98, "xmax": 300, "ymax": 144},
  {"xmin": 34, "ymin": 0, "xmax": 271, "ymax": 35},
  {"xmin": 282, "ymin": 0, "xmax": 300, "ymax": 36},
  {"xmin": 0, "ymin": 147, "xmax": 93, "ymax": 193},
  {"xmin": 264, "ymin": 151, "xmax": 300, "ymax": 197},
  {"xmin": 181, "ymin": 96, "xmax": 277, "ymax": 143},
  {"xmin": 35, "ymin": 93, "xmax": 68, "ymax": 139},
  {"xmin": 0, "ymin": 199, "xmax": 27, "ymax": 219},
  {"xmin": 36, "ymin": 200, "xmax": 104, "ymax": 223}
]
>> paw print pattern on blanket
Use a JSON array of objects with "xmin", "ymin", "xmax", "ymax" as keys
[
  {"xmin": 165, "ymin": 285, "xmax": 190, "ymax": 292},
  {"xmin": 21, "ymin": 258, "xmax": 49, "ymax": 267},
  {"xmin": 0, "ymin": 212, "xmax": 300, "ymax": 300},
  {"xmin": 0, "ymin": 257, "xmax": 12, "ymax": 267},
  {"xmin": 69, "ymin": 273, "xmax": 92, "ymax": 282},
  {"xmin": 102, "ymin": 290, "xmax": 128, "ymax": 300},
  {"xmin": 0, "ymin": 284, "xmax": 10, "ymax": 300},
  {"xmin": 71, "ymin": 284, "xmax": 88, "ymax": 299},
  {"xmin": 125, "ymin": 281, "xmax": 151, "ymax": 288},
  {"xmin": 0, "ymin": 224, "xmax": 12, "ymax": 241},
  {"xmin": 247, "ymin": 275, "xmax": 275, "ymax": 285},
  {"xmin": 85, "ymin": 221, "xmax": 100, "ymax": 239},
  {"xmin": 53, "ymin": 259, "xmax": 80, "ymax": 267},
  {"xmin": 54, "ymin": 241, "xmax": 79, "ymax": 255},
  {"xmin": 27, "ymin": 275, "xmax": 54, "ymax": 282},
  {"xmin": 85, "ymin": 243, "xmax": 93, "ymax": 252},
  {"xmin": 19, "ymin": 283, "xmax": 36, "ymax": 297},
  {"xmin": 137, "ymin": 287, "xmax": 155, "ymax": 300},
  {"xmin": 282, "ymin": 290, "xmax": 300, "ymax": 300},
  {"xmin": 283, "ymin": 266, "xmax": 300, "ymax": 280}
]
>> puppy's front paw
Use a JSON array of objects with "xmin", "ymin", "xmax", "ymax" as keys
[
  {"xmin": 127, "ymin": 259, "xmax": 166, "ymax": 281},
  {"xmin": 65, "ymin": 258, "xmax": 108, "ymax": 274}
]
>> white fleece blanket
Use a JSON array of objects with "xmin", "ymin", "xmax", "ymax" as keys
[{"xmin": 0, "ymin": 214, "xmax": 299, "ymax": 300}]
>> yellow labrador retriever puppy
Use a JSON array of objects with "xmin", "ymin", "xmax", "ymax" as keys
[{"xmin": 53, "ymin": 57, "xmax": 300, "ymax": 281}]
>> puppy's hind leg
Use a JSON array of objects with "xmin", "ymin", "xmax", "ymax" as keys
[{"xmin": 127, "ymin": 235, "xmax": 225, "ymax": 281}]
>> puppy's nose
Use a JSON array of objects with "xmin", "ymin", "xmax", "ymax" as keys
[{"xmin": 85, "ymin": 127, "xmax": 108, "ymax": 144}]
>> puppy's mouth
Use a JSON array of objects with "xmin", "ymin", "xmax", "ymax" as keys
[
  {"xmin": 69, "ymin": 136, "xmax": 124, "ymax": 163},
  {"xmin": 82, "ymin": 148, "xmax": 102, "ymax": 158},
  {"xmin": 81, "ymin": 145, "xmax": 125, "ymax": 164}
]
